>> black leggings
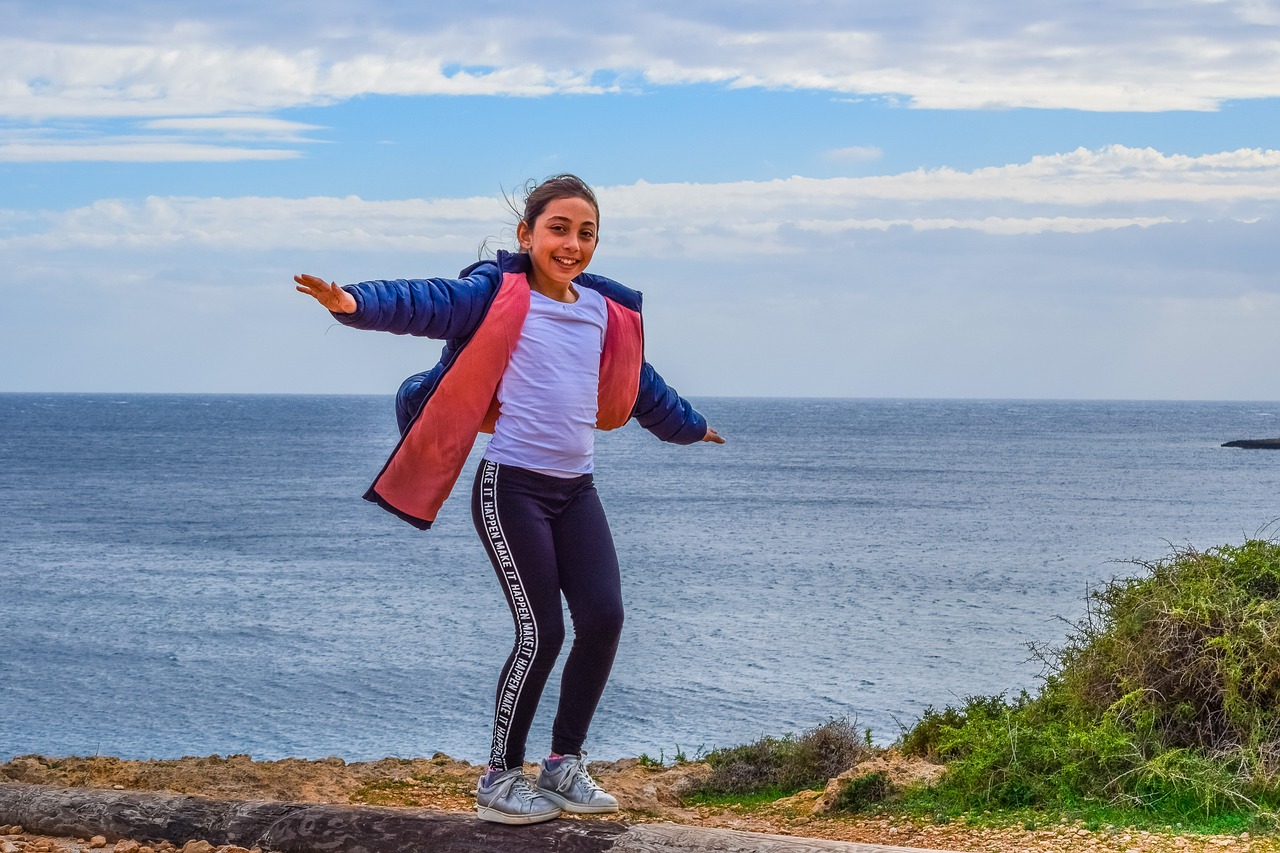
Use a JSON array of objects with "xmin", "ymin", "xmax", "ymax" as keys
[{"xmin": 471, "ymin": 458, "xmax": 624, "ymax": 771}]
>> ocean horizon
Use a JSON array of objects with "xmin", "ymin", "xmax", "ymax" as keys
[{"xmin": 3, "ymin": 393, "xmax": 1278, "ymax": 764}]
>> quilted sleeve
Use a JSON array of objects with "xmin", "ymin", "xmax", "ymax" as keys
[
  {"xmin": 330, "ymin": 266, "xmax": 499, "ymax": 340},
  {"xmin": 632, "ymin": 362, "xmax": 708, "ymax": 444}
]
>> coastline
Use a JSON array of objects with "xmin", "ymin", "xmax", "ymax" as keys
[{"xmin": 3, "ymin": 754, "xmax": 1277, "ymax": 853}]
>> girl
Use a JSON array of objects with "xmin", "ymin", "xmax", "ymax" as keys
[{"xmin": 295, "ymin": 175, "xmax": 723, "ymax": 825}]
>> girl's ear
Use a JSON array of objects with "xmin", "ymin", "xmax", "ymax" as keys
[{"xmin": 516, "ymin": 219, "xmax": 532, "ymax": 250}]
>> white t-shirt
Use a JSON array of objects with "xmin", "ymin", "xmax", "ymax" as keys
[{"xmin": 483, "ymin": 286, "xmax": 608, "ymax": 477}]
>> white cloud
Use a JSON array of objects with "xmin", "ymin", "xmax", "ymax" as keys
[
  {"xmin": 3, "ymin": 2, "xmax": 1280, "ymax": 118},
  {"xmin": 825, "ymin": 145, "xmax": 883, "ymax": 163},
  {"xmin": 143, "ymin": 117, "xmax": 324, "ymax": 137},
  {"xmin": 0, "ymin": 141, "xmax": 301, "ymax": 162},
  {"xmin": 0, "ymin": 113, "xmax": 324, "ymax": 162},
  {"xmin": 0, "ymin": 33, "xmax": 605, "ymax": 120},
  {"xmin": 0, "ymin": 194, "xmax": 506, "ymax": 250},
  {"xmin": 2, "ymin": 136, "xmax": 1278, "ymax": 397},
  {"xmin": 795, "ymin": 216, "xmax": 1177, "ymax": 235},
  {"xmin": 1, "ymin": 146, "xmax": 1274, "ymax": 254}
]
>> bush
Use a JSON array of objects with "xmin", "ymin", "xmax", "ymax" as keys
[
  {"xmin": 687, "ymin": 718, "xmax": 870, "ymax": 798},
  {"xmin": 835, "ymin": 771, "xmax": 894, "ymax": 811},
  {"xmin": 899, "ymin": 540, "xmax": 1280, "ymax": 820},
  {"xmin": 1056, "ymin": 540, "xmax": 1280, "ymax": 759}
]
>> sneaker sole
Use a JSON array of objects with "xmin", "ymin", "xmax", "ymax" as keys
[
  {"xmin": 535, "ymin": 789, "xmax": 620, "ymax": 814},
  {"xmin": 475, "ymin": 804, "xmax": 562, "ymax": 825}
]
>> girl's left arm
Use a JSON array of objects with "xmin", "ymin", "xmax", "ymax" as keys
[{"xmin": 632, "ymin": 362, "xmax": 724, "ymax": 444}]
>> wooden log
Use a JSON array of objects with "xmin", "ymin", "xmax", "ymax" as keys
[{"xmin": 0, "ymin": 782, "xmax": 956, "ymax": 853}]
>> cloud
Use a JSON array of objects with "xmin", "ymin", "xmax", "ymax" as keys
[
  {"xmin": 3, "ymin": 1, "xmax": 1280, "ymax": 119},
  {"xmin": 0, "ymin": 141, "xmax": 302, "ymax": 162},
  {"xmin": 0, "ymin": 32, "xmax": 605, "ymax": 120},
  {"xmin": 824, "ymin": 145, "xmax": 883, "ymax": 163},
  {"xmin": 143, "ymin": 117, "xmax": 324, "ymax": 139},
  {"xmin": 2, "ymin": 146, "xmax": 1275, "ymax": 250},
  {"xmin": 2, "ymin": 137, "xmax": 1278, "ymax": 397},
  {"xmin": 0, "ymin": 114, "xmax": 324, "ymax": 162},
  {"xmin": 0, "ymin": 194, "xmax": 506, "ymax": 251}
]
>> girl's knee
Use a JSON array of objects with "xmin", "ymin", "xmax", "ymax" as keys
[
  {"xmin": 507, "ymin": 610, "xmax": 565, "ymax": 664},
  {"xmin": 574, "ymin": 604, "xmax": 623, "ymax": 644}
]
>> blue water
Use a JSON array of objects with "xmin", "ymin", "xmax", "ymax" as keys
[{"xmin": 2, "ymin": 394, "xmax": 1278, "ymax": 764}]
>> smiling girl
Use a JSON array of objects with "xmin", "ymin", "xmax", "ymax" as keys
[{"xmin": 295, "ymin": 174, "xmax": 722, "ymax": 825}]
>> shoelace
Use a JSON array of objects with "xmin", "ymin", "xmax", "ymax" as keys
[
  {"xmin": 554, "ymin": 759, "xmax": 603, "ymax": 795},
  {"xmin": 492, "ymin": 772, "xmax": 542, "ymax": 802}
]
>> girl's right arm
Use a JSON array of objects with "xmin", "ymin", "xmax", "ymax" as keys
[{"xmin": 293, "ymin": 267, "xmax": 500, "ymax": 340}]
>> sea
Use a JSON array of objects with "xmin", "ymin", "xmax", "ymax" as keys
[{"xmin": 2, "ymin": 394, "xmax": 1278, "ymax": 765}]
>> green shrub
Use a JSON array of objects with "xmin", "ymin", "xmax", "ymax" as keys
[
  {"xmin": 835, "ymin": 771, "xmax": 894, "ymax": 811},
  {"xmin": 1055, "ymin": 540, "xmax": 1280, "ymax": 758},
  {"xmin": 899, "ymin": 540, "xmax": 1280, "ymax": 822}
]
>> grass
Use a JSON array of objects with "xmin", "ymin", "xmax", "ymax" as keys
[
  {"xmin": 682, "ymin": 786, "xmax": 809, "ymax": 807},
  {"xmin": 887, "ymin": 540, "xmax": 1280, "ymax": 831},
  {"xmin": 675, "ymin": 540, "xmax": 1280, "ymax": 837},
  {"xmin": 897, "ymin": 542, "xmax": 1280, "ymax": 820}
]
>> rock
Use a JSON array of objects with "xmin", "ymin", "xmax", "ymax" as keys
[
  {"xmin": 773, "ymin": 789, "xmax": 823, "ymax": 810},
  {"xmin": 2, "ymin": 841, "xmax": 20, "ymax": 853},
  {"xmin": 1222, "ymin": 438, "xmax": 1280, "ymax": 449},
  {"xmin": 114, "ymin": 840, "xmax": 141, "ymax": 853},
  {"xmin": 588, "ymin": 758, "xmax": 712, "ymax": 811},
  {"xmin": 88, "ymin": 837, "xmax": 108, "ymax": 849},
  {"xmin": 219, "ymin": 847, "xmax": 252, "ymax": 853},
  {"xmin": 179, "ymin": 842, "xmax": 213, "ymax": 853},
  {"xmin": 812, "ymin": 750, "xmax": 946, "ymax": 815},
  {"xmin": 2, "ymin": 758, "xmax": 58, "ymax": 786}
]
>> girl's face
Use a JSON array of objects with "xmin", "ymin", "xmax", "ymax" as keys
[{"xmin": 517, "ymin": 196, "xmax": 598, "ymax": 291}]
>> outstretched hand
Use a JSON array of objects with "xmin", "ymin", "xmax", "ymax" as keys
[
  {"xmin": 294, "ymin": 273, "xmax": 357, "ymax": 314},
  {"xmin": 702, "ymin": 426, "xmax": 725, "ymax": 444}
]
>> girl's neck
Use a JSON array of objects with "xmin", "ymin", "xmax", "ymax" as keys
[{"xmin": 527, "ymin": 272, "xmax": 578, "ymax": 304}]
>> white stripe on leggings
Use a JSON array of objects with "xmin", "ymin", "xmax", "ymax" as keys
[{"xmin": 479, "ymin": 459, "xmax": 540, "ymax": 770}]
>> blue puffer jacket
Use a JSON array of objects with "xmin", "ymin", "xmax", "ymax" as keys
[{"xmin": 333, "ymin": 250, "xmax": 707, "ymax": 528}]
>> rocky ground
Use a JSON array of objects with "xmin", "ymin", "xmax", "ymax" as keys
[{"xmin": 3, "ymin": 753, "xmax": 1279, "ymax": 853}]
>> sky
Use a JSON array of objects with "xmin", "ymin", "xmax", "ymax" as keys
[{"xmin": 2, "ymin": 0, "xmax": 1279, "ymax": 399}]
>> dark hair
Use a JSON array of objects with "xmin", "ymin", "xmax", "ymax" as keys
[
  {"xmin": 482, "ymin": 174, "xmax": 600, "ymax": 259},
  {"xmin": 518, "ymin": 173, "xmax": 600, "ymax": 231}
]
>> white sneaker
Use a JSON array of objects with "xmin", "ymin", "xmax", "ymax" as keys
[
  {"xmin": 475, "ymin": 768, "xmax": 562, "ymax": 825},
  {"xmin": 535, "ymin": 753, "xmax": 619, "ymax": 814}
]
